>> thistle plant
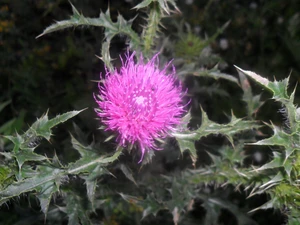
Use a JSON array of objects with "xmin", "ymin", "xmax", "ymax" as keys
[{"xmin": 1, "ymin": 0, "xmax": 299, "ymax": 224}]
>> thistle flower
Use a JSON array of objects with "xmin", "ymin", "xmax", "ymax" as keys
[{"xmin": 95, "ymin": 52, "xmax": 185, "ymax": 162}]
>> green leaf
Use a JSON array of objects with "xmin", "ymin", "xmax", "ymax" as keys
[
  {"xmin": 65, "ymin": 192, "xmax": 91, "ymax": 225},
  {"xmin": 256, "ymin": 152, "xmax": 284, "ymax": 171},
  {"xmin": 37, "ymin": 4, "xmax": 140, "ymax": 65},
  {"xmin": 235, "ymin": 66, "xmax": 291, "ymax": 100},
  {"xmin": 0, "ymin": 166, "xmax": 64, "ymax": 206},
  {"xmin": 119, "ymin": 164, "xmax": 137, "ymax": 186},
  {"xmin": 178, "ymin": 64, "xmax": 238, "ymax": 84},
  {"xmin": 142, "ymin": 194, "xmax": 165, "ymax": 219},
  {"xmin": 133, "ymin": 0, "xmax": 180, "ymax": 15},
  {"xmin": 284, "ymin": 158, "xmax": 294, "ymax": 178},
  {"xmin": 30, "ymin": 109, "xmax": 86, "ymax": 140},
  {"xmin": 68, "ymin": 147, "xmax": 122, "ymax": 175},
  {"xmin": 193, "ymin": 69, "xmax": 239, "ymax": 84},
  {"xmin": 239, "ymin": 72, "xmax": 264, "ymax": 116},
  {"xmin": 69, "ymin": 134, "xmax": 120, "ymax": 176},
  {"xmin": 234, "ymin": 66, "xmax": 269, "ymax": 89},
  {"xmin": 250, "ymin": 124, "xmax": 291, "ymax": 147},
  {"xmin": 267, "ymin": 78, "xmax": 290, "ymax": 100},
  {"xmin": 250, "ymin": 172, "xmax": 284, "ymax": 196},
  {"xmin": 248, "ymin": 198, "xmax": 278, "ymax": 213},
  {"xmin": 133, "ymin": 0, "xmax": 153, "ymax": 10},
  {"xmin": 70, "ymin": 134, "xmax": 96, "ymax": 158},
  {"xmin": 14, "ymin": 149, "xmax": 47, "ymax": 169},
  {"xmin": 199, "ymin": 193, "xmax": 259, "ymax": 225},
  {"xmin": 120, "ymin": 193, "xmax": 163, "ymax": 219},
  {"xmin": 173, "ymin": 109, "xmax": 259, "ymax": 163},
  {"xmin": 37, "ymin": 180, "xmax": 59, "ymax": 215},
  {"xmin": 99, "ymin": 41, "xmax": 113, "ymax": 71},
  {"xmin": 176, "ymin": 138, "xmax": 197, "ymax": 164},
  {"xmin": 141, "ymin": 2, "xmax": 161, "ymax": 56},
  {"xmin": 157, "ymin": 0, "xmax": 180, "ymax": 15},
  {"xmin": 4, "ymin": 133, "xmax": 23, "ymax": 153}
]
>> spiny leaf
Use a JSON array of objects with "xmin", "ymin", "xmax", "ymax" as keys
[
  {"xmin": 36, "ymin": 165, "xmax": 62, "ymax": 215},
  {"xmin": 32, "ymin": 109, "xmax": 86, "ymax": 140},
  {"xmin": 3, "ymin": 110, "xmax": 85, "ymax": 171},
  {"xmin": 69, "ymin": 134, "xmax": 121, "ymax": 176},
  {"xmin": 37, "ymin": 4, "xmax": 140, "ymax": 62},
  {"xmin": 235, "ymin": 66, "xmax": 300, "ymax": 136},
  {"xmin": 178, "ymin": 64, "xmax": 238, "ymax": 84},
  {"xmin": 99, "ymin": 41, "xmax": 113, "ymax": 71},
  {"xmin": 256, "ymin": 152, "xmax": 284, "ymax": 171},
  {"xmin": 284, "ymin": 158, "xmax": 293, "ymax": 178},
  {"xmin": 238, "ymin": 71, "xmax": 264, "ymax": 116},
  {"xmin": 248, "ymin": 197, "xmax": 279, "ymax": 213},
  {"xmin": 235, "ymin": 66, "xmax": 291, "ymax": 100},
  {"xmin": 68, "ymin": 148, "xmax": 122, "ymax": 175},
  {"xmin": 0, "ymin": 166, "xmax": 63, "ymax": 206},
  {"xmin": 120, "ymin": 193, "xmax": 163, "ymax": 219},
  {"xmin": 142, "ymin": 2, "xmax": 161, "ymax": 56},
  {"xmin": 65, "ymin": 192, "xmax": 91, "ymax": 225},
  {"xmin": 70, "ymin": 134, "xmax": 96, "ymax": 158},
  {"xmin": 85, "ymin": 178, "xmax": 97, "ymax": 211},
  {"xmin": 267, "ymin": 77, "xmax": 290, "ymax": 100},
  {"xmin": 260, "ymin": 172, "xmax": 284, "ymax": 189},
  {"xmin": 173, "ymin": 109, "xmax": 259, "ymax": 163},
  {"xmin": 4, "ymin": 133, "xmax": 23, "ymax": 153},
  {"xmin": 252, "ymin": 124, "xmax": 291, "ymax": 147},
  {"xmin": 133, "ymin": 0, "xmax": 153, "ymax": 10},
  {"xmin": 157, "ymin": 0, "xmax": 180, "ymax": 15},
  {"xmin": 249, "ymin": 124, "xmax": 299, "ymax": 170},
  {"xmin": 14, "ymin": 149, "xmax": 47, "ymax": 169},
  {"xmin": 37, "ymin": 181, "xmax": 59, "ymax": 215},
  {"xmin": 176, "ymin": 138, "xmax": 197, "ymax": 165},
  {"xmin": 119, "ymin": 164, "xmax": 137, "ymax": 186},
  {"xmin": 193, "ymin": 69, "xmax": 239, "ymax": 84},
  {"xmin": 134, "ymin": 0, "xmax": 180, "ymax": 15},
  {"xmin": 165, "ymin": 177, "xmax": 194, "ymax": 214},
  {"xmin": 234, "ymin": 66, "xmax": 269, "ymax": 89},
  {"xmin": 249, "ymin": 172, "xmax": 284, "ymax": 197},
  {"xmin": 198, "ymin": 193, "xmax": 259, "ymax": 225}
]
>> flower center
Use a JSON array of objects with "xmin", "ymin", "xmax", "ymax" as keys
[
  {"xmin": 127, "ymin": 86, "xmax": 157, "ymax": 119},
  {"xmin": 134, "ymin": 96, "xmax": 146, "ymax": 105}
]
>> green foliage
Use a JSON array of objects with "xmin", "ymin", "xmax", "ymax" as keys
[
  {"xmin": 38, "ymin": 3, "xmax": 140, "ymax": 70},
  {"xmin": 173, "ymin": 109, "xmax": 260, "ymax": 164},
  {"xmin": 141, "ymin": 2, "xmax": 162, "ymax": 56},
  {"xmin": 0, "ymin": 109, "xmax": 122, "ymax": 224},
  {"xmin": 235, "ymin": 66, "xmax": 300, "ymax": 222},
  {"xmin": 2, "ymin": 0, "xmax": 300, "ymax": 224},
  {"xmin": 175, "ymin": 21, "xmax": 230, "ymax": 61},
  {"xmin": 37, "ymin": 0, "xmax": 180, "ymax": 66}
]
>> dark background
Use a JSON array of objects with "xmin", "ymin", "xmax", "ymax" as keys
[{"xmin": 0, "ymin": 0, "xmax": 299, "ymax": 224}]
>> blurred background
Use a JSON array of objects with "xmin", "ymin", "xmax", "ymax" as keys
[{"xmin": 0, "ymin": 0, "xmax": 300, "ymax": 224}]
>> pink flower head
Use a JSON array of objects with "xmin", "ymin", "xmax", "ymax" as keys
[{"xmin": 95, "ymin": 52, "xmax": 185, "ymax": 162}]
